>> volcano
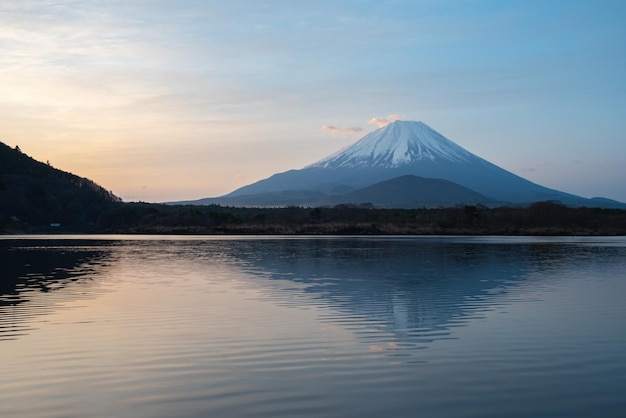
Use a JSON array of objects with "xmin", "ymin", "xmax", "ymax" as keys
[{"xmin": 178, "ymin": 121, "xmax": 624, "ymax": 208}]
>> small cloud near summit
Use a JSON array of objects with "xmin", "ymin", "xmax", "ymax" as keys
[
  {"xmin": 321, "ymin": 114, "xmax": 403, "ymax": 137},
  {"xmin": 368, "ymin": 114, "xmax": 402, "ymax": 127},
  {"xmin": 320, "ymin": 125, "xmax": 363, "ymax": 137}
]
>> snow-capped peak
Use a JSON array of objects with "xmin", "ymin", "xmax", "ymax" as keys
[{"xmin": 308, "ymin": 120, "xmax": 476, "ymax": 169}]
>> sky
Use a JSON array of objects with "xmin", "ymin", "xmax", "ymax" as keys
[{"xmin": 1, "ymin": 0, "xmax": 625, "ymax": 203}]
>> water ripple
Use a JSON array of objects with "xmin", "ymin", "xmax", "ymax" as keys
[{"xmin": 1, "ymin": 236, "xmax": 625, "ymax": 418}]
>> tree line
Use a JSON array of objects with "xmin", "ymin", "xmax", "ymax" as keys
[{"xmin": 83, "ymin": 201, "xmax": 626, "ymax": 235}]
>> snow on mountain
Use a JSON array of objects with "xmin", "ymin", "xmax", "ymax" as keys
[{"xmin": 309, "ymin": 121, "xmax": 475, "ymax": 168}]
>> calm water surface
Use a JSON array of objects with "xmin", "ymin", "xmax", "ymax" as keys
[{"xmin": 1, "ymin": 235, "xmax": 625, "ymax": 417}]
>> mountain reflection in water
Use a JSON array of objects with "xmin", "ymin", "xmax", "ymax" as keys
[
  {"xmin": 212, "ymin": 237, "xmax": 614, "ymax": 350},
  {"xmin": 1, "ymin": 236, "xmax": 619, "ymax": 348},
  {"xmin": 0, "ymin": 240, "xmax": 113, "ymax": 340}
]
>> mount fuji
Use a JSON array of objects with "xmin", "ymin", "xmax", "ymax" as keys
[{"xmin": 178, "ymin": 121, "xmax": 624, "ymax": 208}]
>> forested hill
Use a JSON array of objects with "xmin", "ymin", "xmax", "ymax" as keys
[{"xmin": 0, "ymin": 142, "xmax": 121, "ymax": 232}]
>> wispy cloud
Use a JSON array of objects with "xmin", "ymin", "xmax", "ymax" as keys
[
  {"xmin": 522, "ymin": 160, "xmax": 549, "ymax": 173},
  {"xmin": 320, "ymin": 124, "xmax": 363, "ymax": 136},
  {"xmin": 321, "ymin": 114, "xmax": 403, "ymax": 138},
  {"xmin": 368, "ymin": 114, "xmax": 402, "ymax": 127}
]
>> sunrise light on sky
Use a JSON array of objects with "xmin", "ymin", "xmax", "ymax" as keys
[{"xmin": 1, "ymin": 0, "xmax": 625, "ymax": 202}]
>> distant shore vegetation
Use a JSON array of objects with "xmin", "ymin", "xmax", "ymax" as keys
[{"xmin": 2, "ymin": 201, "xmax": 625, "ymax": 236}]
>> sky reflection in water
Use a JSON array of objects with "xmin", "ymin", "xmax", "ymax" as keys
[{"xmin": 1, "ymin": 236, "xmax": 625, "ymax": 418}]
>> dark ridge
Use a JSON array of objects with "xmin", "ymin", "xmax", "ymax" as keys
[
  {"xmin": 333, "ymin": 175, "xmax": 496, "ymax": 208},
  {"xmin": 0, "ymin": 142, "xmax": 121, "ymax": 232}
]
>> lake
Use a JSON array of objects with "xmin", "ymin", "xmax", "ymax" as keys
[{"xmin": 1, "ymin": 235, "xmax": 625, "ymax": 417}]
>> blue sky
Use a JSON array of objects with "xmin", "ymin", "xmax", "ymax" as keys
[{"xmin": 1, "ymin": 0, "xmax": 625, "ymax": 202}]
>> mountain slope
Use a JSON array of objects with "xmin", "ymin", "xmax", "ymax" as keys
[
  {"xmin": 0, "ymin": 142, "xmax": 121, "ymax": 230},
  {"xmin": 329, "ymin": 175, "xmax": 495, "ymax": 208},
  {"xmin": 176, "ymin": 174, "xmax": 497, "ymax": 208},
  {"xmin": 176, "ymin": 121, "xmax": 626, "ymax": 208},
  {"xmin": 215, "ymin": 121, "xmax": 619, "ymax": 207}
]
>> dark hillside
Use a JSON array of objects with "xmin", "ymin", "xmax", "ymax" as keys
[
  {"xmin": 0, "ymin": 142, "xmax": 121, "ymax": 232},
  {"xmin": 334, "ymin": 175, "xmax": 495, "ymax": 208}
]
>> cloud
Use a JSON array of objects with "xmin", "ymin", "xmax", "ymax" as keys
[
  {"xmin": 320, "ymin": 125, "xmax": 363, "ymax": 136},
  {"xmin": 522, "ymin": 160, "xmax": 549, "ymax": 173},
  {"xmin": 368, "ymin": 114, "xmax": 402, "ymax": 127},
  {"xmin": 321, "ymin": 114, "xmax": 403, "ymax": 137}
]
